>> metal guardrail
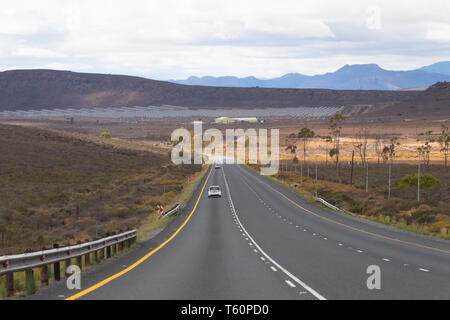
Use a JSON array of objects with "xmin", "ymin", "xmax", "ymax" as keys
[
  {"xmin": 0, "ymin": 230, "xmax": 137, "ymax": 275},
  {"xmin": 162, "ymin": 204, "xmax": 181, "ymax": 218},
  {"xmin": 315, "ymin": 198, "xmax": 341, "ymax": 212}
]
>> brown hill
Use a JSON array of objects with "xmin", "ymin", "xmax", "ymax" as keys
[
  {"xmin": 368, "ymin": 82, "xmax": 450, "ymax": 118},
  {"xmin": 0, "ymin": 69, "xmax": 418, "ymax": 111}
]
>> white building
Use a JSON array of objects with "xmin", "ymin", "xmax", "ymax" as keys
[{"xmin": 214, "ymin": 117, "xmax": 258, "ymax": 124}]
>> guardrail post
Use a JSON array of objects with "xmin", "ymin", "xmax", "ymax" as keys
[
  {"xmin": 65, "ymin": 259, "xmax": 72, "ymax": 278},
  {"xmin": 53, "ymin": 243, "xmax": 61, "ymax": 281},
  {"xmin": 111, "ymin": 233, "xmax": 117, "ymax": 256},
  {"xmin": 84, "ymin": 253, "xmax": 90, "ymax": 267},
  {"xmin": 76, "ymin": 255, "xmax": 82, "ymax": 270},
  {"xmin": 25, "ymin": 269, "xmax": 34, "ymax": 292},
  {"xmin": 40, "ymin": 265, "xmax": 49, "ymax": 286},
  {"xmin": 83, "ymin": 239, "xmax": 90, "ymax": 267},
  {"xmin": 76, "ymin": 241, "xmax": 83, "ymax": 270},
  {"xmin": 106, "ymin": 233, "xmax": 111, "ymax": 259},
  {"xmin": 99, "ymin": 247, "xmax": 104, "ymax": 260},
  {"xmin": 6, "ymin": 273, "xmax": 14, "ymax": 297},
  {"xmin": 112, "ymin": 242, "xmax": 116, "ymax": 256}
]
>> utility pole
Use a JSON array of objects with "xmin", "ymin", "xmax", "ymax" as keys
[
  {"xmin": 366, "ymin": 161, "xmax": 369, "ymax": 193},
  {"xmin": 315, "ymin": 163, "xmax": 318, "ymax": 181},
  {"xmin": 418, "ymin": 151, "xmax": 421, "ymax": 202},
  {"xmin": 388, "ymin": 155, "xmax": 392, "ymax": 200},
  {"xmin": 350, "ymin": 151, "xmax": 355, "ymax": 187}
]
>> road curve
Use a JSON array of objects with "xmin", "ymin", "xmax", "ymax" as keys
[{"xmin": 28, "ymin": 164, "xmax": 450, "ymax": 300}]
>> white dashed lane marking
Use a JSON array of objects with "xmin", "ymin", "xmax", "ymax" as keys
[
  {"xmin": 285, "ymin": 280, "xmax": 296, "ymax": 288},
  {"xmin": 222, "ymin": 167, "xmax": 326, "ymax": 300},
  {"xmin": 235, "ymin": 165, "xmax": 434, "ymax": 287}
]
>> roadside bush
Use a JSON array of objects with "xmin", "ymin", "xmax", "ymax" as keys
[
  {"xmin": 395, "ymin": 174, "xmax": 441, "ymax": 190},
  {"xmin": 100, "ymin": 131, "xmax": 111, "ymax": 138},
  {"xmin": 411, "ymin": 210, "xmax": 436, "ymax": 225},
  {"xmin": 347, "ymin": 200, "xmax": 365, "ymax": 214},
  {"xmin": 428, "ymin": 221, "xmax": 449, "ymax": 233},
  {"xmin": 376, "ymin": 209, "xmax": 397, "ymax": 217}
]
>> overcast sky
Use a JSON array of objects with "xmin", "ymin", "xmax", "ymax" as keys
[{"xmin": 0, "ymin": 0, "xmax": 449, "ymax": 79}]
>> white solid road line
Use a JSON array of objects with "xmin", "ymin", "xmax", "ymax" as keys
[{"xmin": 222, "ymin": 166, "xmax": 327, "ymax": 301}]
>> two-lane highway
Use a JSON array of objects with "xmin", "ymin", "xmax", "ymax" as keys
[{"xmin": 30, "ymin": 164, "xmax": 450, "ymax": 300}]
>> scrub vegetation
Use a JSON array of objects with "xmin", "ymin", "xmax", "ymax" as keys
[{"xmin": 0, "ymin": 124, "xmax": 202, "ymax": 255}]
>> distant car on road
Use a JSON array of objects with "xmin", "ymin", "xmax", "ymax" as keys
[
  {"xmin": 208, "ymin": 186, "xmax": 222, "ymax": 198},
  {"xmin": 214, "ymin": 164, "xmax": 221, "ymax": 169}
]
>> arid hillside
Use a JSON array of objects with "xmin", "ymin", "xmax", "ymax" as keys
[
  {"xmin": 0, "ymin": 69, "xmax": 418, "ymax": 111},
  {"xmin": 358, "ymin": 82, "xmax": 450, "ymax": 118},
  {"xmin": 0, "ymin": 124, "xmax": 201, "ymax": 254},
  {"xmin": 384, "ymin": 82, "xmax": 450, "ymax": 117}
]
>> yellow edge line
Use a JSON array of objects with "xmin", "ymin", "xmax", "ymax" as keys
[
  {"xmin": 66, "ymin": 165, "xmax": 213, "ymax": 300},
  {"xmin": 239, "ymin": 165, "xmax": 450, "ymax": 255}
]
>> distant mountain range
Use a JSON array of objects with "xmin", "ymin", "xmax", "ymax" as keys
[
  {"xmin": 419, "ymin": 62, "xmax": 450, "ymax": 76},
  {"xmin": 172, "ymin": 62, "xmax": 450, "ymax": 90}
]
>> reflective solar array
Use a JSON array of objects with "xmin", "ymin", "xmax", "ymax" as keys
[{"xmin": 0, "ymin": 105, "xmax": 343, "ymax": 119}]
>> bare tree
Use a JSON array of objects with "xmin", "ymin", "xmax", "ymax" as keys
[
  {"xmin": 286, "ymin": 144, "xmax": 298, "ymax": 163},
  {"xmin": 297, "ymin": 127, "xmax": 315, "ymax": 165},
  {"xmin": 386, "ymin": 137, "xmax": 400, "ymax": 199},
  {"xmin": 437, "ymin": 124, "xmax": 450, "ymax": 167},
  {"xmin": 354, "ymin": 127, "xmax": 369, "ymax": 166},
  {"xmin": 327, "ymin": 114, "xmax": 345, "ymax": 169},
  {"xmin": 286, "ymin": 133, "xmax": 299, "ymax": 163},
  {"xmin": 417, "ymin": 131, "xmax": 434, "ymax": 167},
  {"xmin": 321, "ymin": 137, "xmax": 329, "ymax": 165},
  {"xmin": 374, "ymin": 133, "xmax": 385, "ymax": 164}
]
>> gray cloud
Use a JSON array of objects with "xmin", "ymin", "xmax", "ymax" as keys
[{"xmin": 0, "ymin": 0, "xmax": 449, "ymax": 78}]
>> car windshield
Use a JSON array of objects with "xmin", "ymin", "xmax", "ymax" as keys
[{"xmin": 210, "ymin": 187, "xmax": 220, "ymax": 191}]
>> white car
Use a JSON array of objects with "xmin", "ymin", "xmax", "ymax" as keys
[
  {"xmin": 214, "ymin": 164, "xmax": 222, "ymax": 169},
  {"xmin": 208, "ymin": 186, "xmax": 222, "ymax": 198}
]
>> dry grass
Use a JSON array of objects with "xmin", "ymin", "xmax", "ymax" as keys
[
  {"xmin": 137, "ymin": 164, "xmax": 209, "ymax": 241},
  {"xmin": 0, "ymin": 124, "xmax": 202, "ymax": 254}
]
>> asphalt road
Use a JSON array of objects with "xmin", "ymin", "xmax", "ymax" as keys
[{"xmin": 30, "ymin": 164, "xmax": 450, "ymax": 300}]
